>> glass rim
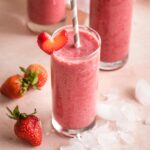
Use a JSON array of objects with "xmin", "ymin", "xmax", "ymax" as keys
[{"xmin": 52, "ymin": 25, "xmax": 101, "ymax": 61}]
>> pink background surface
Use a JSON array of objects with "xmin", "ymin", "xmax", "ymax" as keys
[{"xmin": 0, "ymin": 0, "xmax": 150, "ymax": 149}]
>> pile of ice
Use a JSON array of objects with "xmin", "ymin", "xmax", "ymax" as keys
[{"xmin": 60, "ymin": 80, "xmax": 150, "ymax": 150}]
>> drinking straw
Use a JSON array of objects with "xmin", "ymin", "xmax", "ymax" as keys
[{"xmin": 70, "ymin": 0, "xmax": 81, "ymax": 48}]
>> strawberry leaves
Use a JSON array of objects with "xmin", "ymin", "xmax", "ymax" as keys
[
  {"xmin": 7, "ymin": 106, "xmax": 37, "ymax": 120},
  {"xmin": 20, "ymin": 67, "xmax": 41, "ymax": 89}
]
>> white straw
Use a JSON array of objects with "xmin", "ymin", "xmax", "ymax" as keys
[{"xmin": 70, "ymin": 0, "xmax": 81, "ymax": 48}]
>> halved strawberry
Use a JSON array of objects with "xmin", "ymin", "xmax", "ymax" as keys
[{"xmin": 37, "ymin": 30, "xmax": 68, "ymax": 55}]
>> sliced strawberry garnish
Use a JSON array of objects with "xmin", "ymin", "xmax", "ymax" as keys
[{"xmin": 37, "ymin": 30, "xmax": 68, "ymax": 55}]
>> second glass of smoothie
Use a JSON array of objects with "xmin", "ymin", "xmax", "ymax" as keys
[
  {"xmin": 90, "ymin": 0, "xmax": 133, "ymax": 70},
  {"xmin": 51, "ymin": 25, "xmax": 100, "ymax": 137},
  {"xmin": 27, "ymin": 0, "xmax": 66, "ymax": 33}
]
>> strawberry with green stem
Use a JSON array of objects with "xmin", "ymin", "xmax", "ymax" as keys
[
  {"xmin": 1, "ymin": 75, "xmax": 30, "ymax": 99},
  {"xmin": 7, "ymin": 106, "xmax": 42, "ymax": 146},
  {"xmin": 20, "ymin": 64, "xmax": 48, "ymax": 89}
]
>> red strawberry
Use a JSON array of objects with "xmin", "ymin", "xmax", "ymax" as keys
[
  {"xmin": 37, "ymin": 30, "xmax": 68, "ymax": 55},
  {"xmin": 20, "ymin": 64, "xmax": 48, "ymax": 89},
  {"xmin": 7, "ymin": 106, "xmax": 42, "ymax": 146},
  {"xmin": 1, "ymin": 75, "xmax": 29, "ymax": 99}
]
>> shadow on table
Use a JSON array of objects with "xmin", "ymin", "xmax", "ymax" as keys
[
  {"xmin": 125, "ymin": 87, "xmax": 136, "ymax": 101},
  {"xmin": 138, "ymin": 0, "xmax": 150, "ymax": 5},
  {"xmin": 0, "ymin": 12, "xmax": 31, "ymax": 35},
  {"xmin": 0, "ymin": 94, "xmax": 12, "ymax": 105},
  {"xmin": 0, "ymin": 132, "xmax": 33, "ymax": 148},
  {"xmin": 0, "ymin": 93, "xmax": 25, "ymax": 105},
  {"xmin": 0, "ymin": 0, "xmax": 32, "ymax": 35}
]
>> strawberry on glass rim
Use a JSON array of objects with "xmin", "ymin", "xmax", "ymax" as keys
[{"xmin": 37, "ymin": 30, "xmax": 68, "ymax": 55}]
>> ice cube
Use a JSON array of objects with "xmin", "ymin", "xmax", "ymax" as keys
[
  {"xmin": 69, "ymin": 133, "xmax": 97, "ymax": 149},
  {"xmin": 121, "ymin": 103, "xmax": 142, "ymax": 122},
  {"xmin": 136, "ymin": 124, "xmax": 150, "ymax": 149},
  {"xmin": 79, "ymin": 132, "xmax": 98, "ymax": 149},
  {"xmin": 118, "ymin": 130, "xmax": 135, "ymax": 144},
  {"xmin": 91, "ymin": 123, "xmax": 111, "ymax": 137},
  {"xmin": 96, "ymin": 102, "xmax": 125, "ymax": 121},
  {"xmin": 60, "ymin": 141, "xmax": 85, "ymax": 150},
  {"xmin": 90, "ymin": 145, "xmax": 101, "ymax": 150},
  {"xmin": 98, "ymin": 131, "xmax": 120, "ymax": 145},
  {"xmin": 116, "ymin": 121, "xmax": 137, "ymax": 133},
  {"xmin": 135, "ymin": 80, "xmax": 150, "ymax": 106}
]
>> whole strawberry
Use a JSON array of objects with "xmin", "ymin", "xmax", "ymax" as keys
[
  {"xmin": 1, "ymin": 75, "xmax": 30, "ymax": 99},
  {"xmin": 7, "ymin": 106, "xmax": 42, "ymax": 146},
  {"xmin": 20, "ymin": 64, "xmax": 48, "ymax": 89}
]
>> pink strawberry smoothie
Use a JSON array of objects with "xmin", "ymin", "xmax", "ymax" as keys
[
  {"xmin": 90, "ymin": 0, "xmax": 133, "ymax": 62},
  {"xmin": 51, "ymin": 28, "xmax": 100, "ymax": 129},
  {"xmin": 27, "ymin": 0, "xmax": 65, "ymax": 25}
]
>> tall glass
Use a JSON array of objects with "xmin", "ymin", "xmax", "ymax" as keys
[
  {"xmin": 27, "ymin": 0, "xmax": 65, "ymax": 33},
  {"xmin": 51, "ymin": 25, "xmax": 101, "ymax": 137},
  {"xmin": 90, "ymin": 0, "xmax": 133, "ymax": 70}
]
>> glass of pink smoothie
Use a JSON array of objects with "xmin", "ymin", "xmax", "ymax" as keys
[
  {"xmin": 27, "ymin": 0, "xmax": 65, "ymax": 33},
  {"xmin": 51, "ymin": 25, "xmax": 101, "ymax": 137},
  {"xmin": 90, "ymin": 0, "xmax": 133, "ymax": 70}
]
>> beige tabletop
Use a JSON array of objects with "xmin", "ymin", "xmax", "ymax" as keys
[{"xmin": 0, "ymin": 0, "xmax": 150, "ymax": 149}]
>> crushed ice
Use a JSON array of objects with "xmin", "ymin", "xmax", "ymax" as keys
[
  {"xmin": 135, "ymin": 80, "xmax": 150, "ymax": 106},
  {"xmin": 60, "ymin": 80, "xmax": 150, "ymax": 150}
]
